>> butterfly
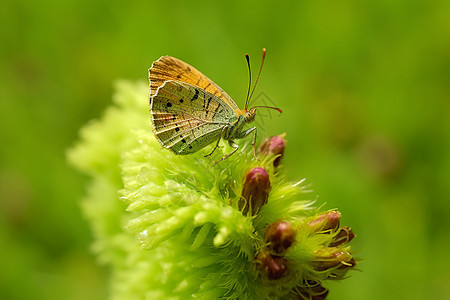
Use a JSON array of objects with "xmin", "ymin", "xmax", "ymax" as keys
[{"xmin": 148, "ymin": 48, "xmax": 281, "ymax": 165}]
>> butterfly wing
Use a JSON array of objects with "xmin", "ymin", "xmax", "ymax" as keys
[
  {"xmin": 149, "ymin": 56, "xmax": 240, "ymax": 111},
  {"xmin": 150, "ymin": 80, "xmax": 237, "ymax": 155}
]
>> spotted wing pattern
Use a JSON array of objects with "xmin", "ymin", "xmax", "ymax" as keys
[
  {"xmin": 150, "ymin": 80, "xmax": 236, "ymax": 155},
  {"xmin": 149, "ymin": 56, "xmax": 240, "ymax": 112}
]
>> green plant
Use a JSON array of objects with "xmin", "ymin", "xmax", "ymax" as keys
[{"xmin": 68, "ymin": 80, "xmax": 357, "ymax": 299}]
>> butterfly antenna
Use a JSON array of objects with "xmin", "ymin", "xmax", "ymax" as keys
[
  {"xmin": 245, "ymin": 53, "xmax": 252, "ymax": 110},
  {"xmin": 251, "ymin": 105, "xmax": 283, "ymax": 114},
  {"xmin": 248, "ymin": 48, "xmax": 267, "ymax": 107}
]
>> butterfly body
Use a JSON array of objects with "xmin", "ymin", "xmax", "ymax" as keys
[{"xmin": 149, "ymin": 52, "xmax": 278, "ymax": 164}]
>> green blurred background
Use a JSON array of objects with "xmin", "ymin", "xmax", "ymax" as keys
[{"xmin": 1, "ymin": 0, "xmax": 449, "ymax": 299}]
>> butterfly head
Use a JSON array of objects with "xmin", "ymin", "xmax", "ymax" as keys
[
  {"xmin": 244, "ymin": 108, "xmax": 257, "ymax": 123},
  {"xmin": 243, "ymin": 106, "xmax": 282, "ymax": 124}
]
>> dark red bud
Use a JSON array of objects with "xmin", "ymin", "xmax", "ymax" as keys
[
  {"xmin": 329, "ymin": 226, "xmax": 355, "ymax": 247},
  {"xmin": 264, "ymin": 220, "xmax": 296, "ymax": 254},
  {"xmin": 308, "ymin": 211, "xmax": 341, "ymax": 233},
  {"xmin": 256, "ymin": 251, "xmax": 288, "ymax": 280},
  {"xmin": 239, "ymin": 167, "xmax": 271, "ymax": 216},
  {"xmin": 258, "ymin": 134, "xmax": 287, "ymax": 167}
]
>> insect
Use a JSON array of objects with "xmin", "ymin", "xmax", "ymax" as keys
[{"xmin": 148, "ymin": 48, "xmax": 282, "ymax": 165}]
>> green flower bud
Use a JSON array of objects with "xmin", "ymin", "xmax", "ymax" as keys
[
  {"xmin": 312, "ymin": 247, "xmax": 355, "ymax": 272},
  {"xmin": 239, "ymin": 167, "xmax": 271, "ymax": 216}
]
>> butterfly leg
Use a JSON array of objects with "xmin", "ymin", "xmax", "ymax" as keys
[
  {"xmin": 204, "ymin": 127, "xmax": 226, "ymax": 157},
  {"xmin": 237, "ymin": 126, "xmax": 259, "ymax": 161},
  {"xmin": 251, "ymin": 127, "xmax": 259, "ymax": 161},
  {"xmin": 204, "ymin": 136, "xmax": 222, "ymax": 157},
  {"xmin": 214, "ymin": 140, "xmax": 239, "ymax": 166}
]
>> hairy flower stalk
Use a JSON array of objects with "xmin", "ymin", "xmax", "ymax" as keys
[{"xmin": 68, "ymin": 81, "xmax": 358, "ymax": 299}]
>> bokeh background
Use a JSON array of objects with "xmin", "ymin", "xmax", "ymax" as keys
[{"xmin": 1, "ymin": 0, "xmax": 449, "ymax": 299}]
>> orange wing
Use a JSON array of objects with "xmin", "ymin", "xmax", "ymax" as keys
[{"xmin": 149, "ymin": 56, "xmax": 240, "ymax": 111}]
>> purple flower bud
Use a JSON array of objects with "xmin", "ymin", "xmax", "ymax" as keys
[
  {"xmin": 239, "ymin": 167, "xmax": 271, "ymax": 216},
  {"xmin": 256, "ymin": 251, "xmax": 288, "ymax": 280},
  {"xmin": 329, "ymin": 226, "xmax": 355, "ymax": 247},
  {"xmin": 264, "ymin": 220, "xmax": 296, "ymax": 254},
  {"xmin": 307, "ymin": 211, "xmax": 341, "ymax": 233},
  {"xmin": 258, "ymin": 134, "xmax": 287, "ymax": 167}
]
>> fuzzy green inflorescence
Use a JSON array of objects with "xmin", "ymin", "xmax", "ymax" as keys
[{"xmin": 68, "ymin": 80, "xmax": 357, "ymax": 300}]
